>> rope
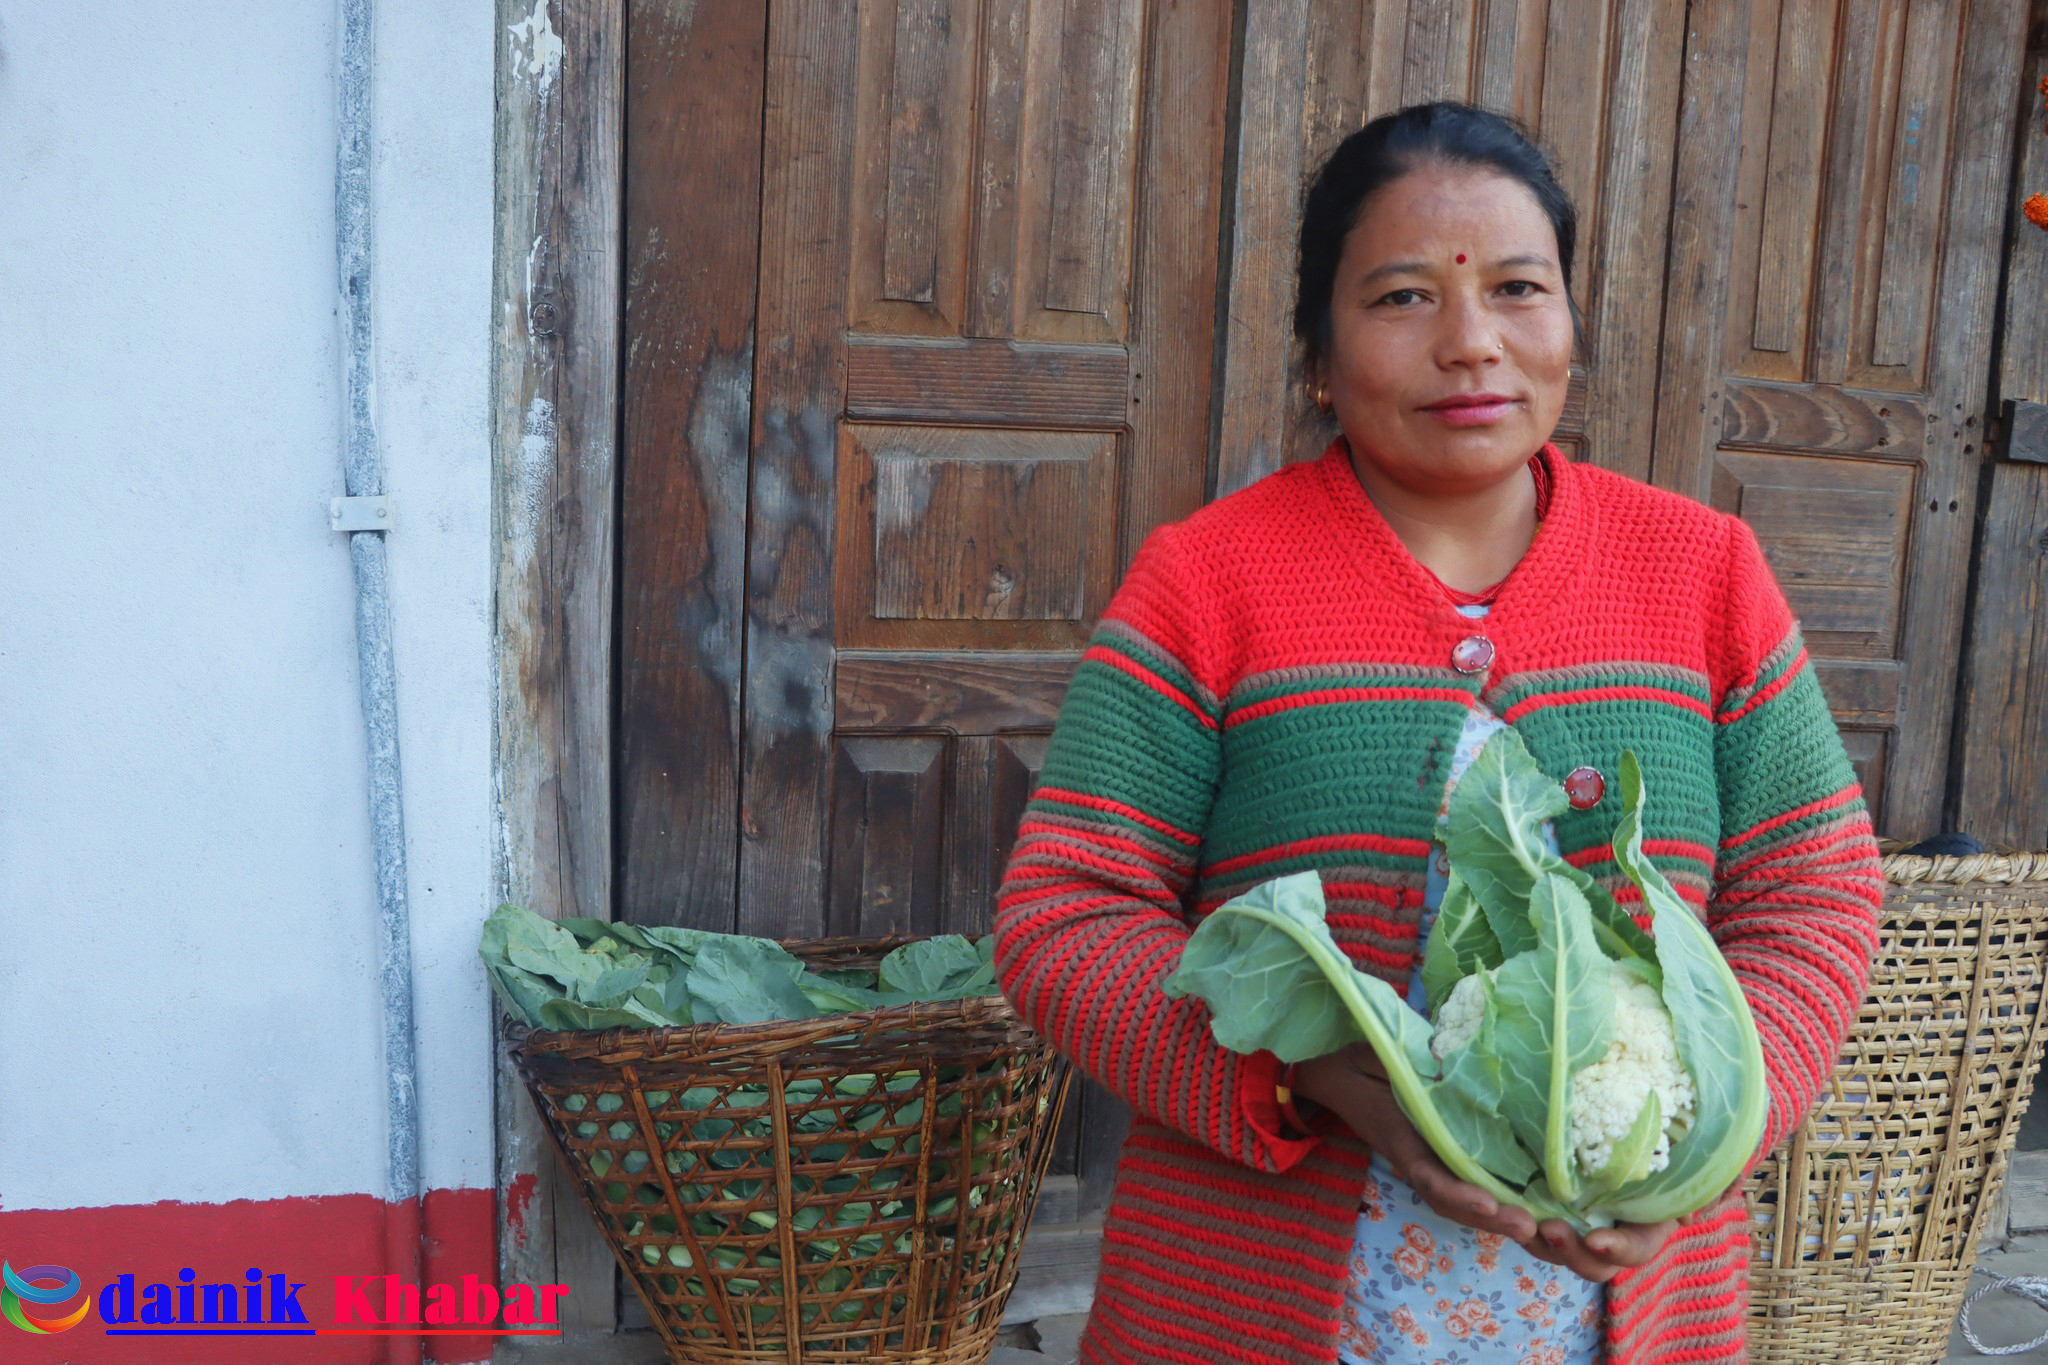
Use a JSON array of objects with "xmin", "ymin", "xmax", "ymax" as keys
[{"xmin": 1958, "ymin": 1275, "xmax": 2048, "ymax": 1356}]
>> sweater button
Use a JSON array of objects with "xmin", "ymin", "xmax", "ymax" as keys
[
  {"xmin": 1451, "ymin": 635, "xmax": 1495, "ymax": 674},
  {"xmin": 1565, "ymin": 766, "xmax": 1606, "ymax": 809}
]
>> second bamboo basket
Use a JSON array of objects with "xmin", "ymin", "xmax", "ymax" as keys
[{"xmin": 1743, "ymin": 851, "xmax": 2048, "ymax": 1365}]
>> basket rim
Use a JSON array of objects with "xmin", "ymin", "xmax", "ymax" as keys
[
  {"xmin": 502, "ymin": 989, "xmax": 1026, "ymax": 1061},
  {"xmin": 1881, "ymin": 850, "xmax": 2048, "ymax": 885}
]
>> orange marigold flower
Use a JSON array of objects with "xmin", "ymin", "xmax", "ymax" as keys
[{"xmin": 2026, "ymin": 193, "xmax": 2048, "ymax": 231}]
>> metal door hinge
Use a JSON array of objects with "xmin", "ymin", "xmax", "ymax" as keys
[
  {"xmin": 2001, "ymin": 399, "xmax": 2048, "ymax": 465},
  {"xmin": 330, "ymin": 495, "xmax": 396, "ymax": 531}
]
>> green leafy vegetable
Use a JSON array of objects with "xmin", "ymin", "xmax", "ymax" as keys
[{"xmin": 478, "ymin": 905, "xmax": 1002, "ymax": 1030}]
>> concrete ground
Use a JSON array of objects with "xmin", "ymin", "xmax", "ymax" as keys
[
  {"xmin": 1947, "ymin": 1239, "xmax": 2048, "ymax": 1361},
  {"xmin": 494, "ymin": 1248, "xmax": 2048, "ymax": 1364},
  {"xmin": 501, "ymin": 1152, "xmax": 2048, "ymax": 1364},
  {"xmin": 987, "ymin": 1246, "xmax": 2048, "ymax": 1365}
]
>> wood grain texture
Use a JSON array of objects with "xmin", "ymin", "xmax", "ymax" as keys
[
  {"xmin": 1815, "ymin": 658, "xmax": 1904, "ymax": 721},
  {"xmin": 850, "ymin": 0, "xmax": 979, "ymax": 334},
  {"xmin": 1952, "ymin": 47, "xmax": 2048, "ymax": 846},
  {"xmin": 881, "ymin": 0, "xmax": 956, "ymax": 306},
  {"xmin": 835, "ymin": 652, "xmax": 1077, "ymax": 732},
  {"xmin": 1045, "ymin": 0, "xmax": 1133, "ymax": 315},
  {"xmin": 1647, "ymin": 0, "xmax": 1753, "ymax": 498},
  {"xmin": 1402, "ymin": 0, "xmax": 1477, "ymax": 104},
  {"xmin": 1887, "ymin": 0, "xmax": 2028, "ymax": 839},
  {"xmin": 1008, "ymin": 0, "xmax": 1143, "ymax": 342},
  {"xmin": 1471, "ymin": 0, "xmax": 1536, "ymax": 114},
  {"xmin": 1808, "ymin": 0, "xmax": 1904, "ymax": 388},
  {"xmin": 828, "ymin": 735, "xmax": 948, "ymax": 937},
  {"xmin": 1576, "ymin": 0, "xmax": 1686, "ymax": 482},
  {"xmin": 739, "ymin": 0, "xmax": 861, "ymax": 937},
  {"xmin": 845, "ymin": 337, "xmax": 1128, "ymax": 427},
  {"xmin": 966, "ymin": 0, "xmax": 1029, "ymax": 338},
  {"xmin": 1999, "ymin": 51, "xmax": 2048, "ymax": 406},
  {"xmin": 1749, "ymin": 0, "xmax": 1835, "ymax": 357},
  {"xmin": 1537, "ymin": 0, "xmax": 1612, "ymax": 330},
  {"xmin": 1213, "ymin": 0, "xmax": 1309, "ymax": 496},
  {"xmin": 837, "ymin": 424, "xmax": 1117, "ymax": 651},
  {"xmin": 945, "ymin": 735, "xmax": 997, "ymax": 931},
  {"xmin": 1659, "ymin": 0, "xmax": 2024, "ymax": 839},
  {"xmin": 873, "ymin": 458, "xmax": 1091, "ymax": 622},
  {"xmin": 1955, "ymin": 463, "xmax": 2048, "ymax": 850},
  {"xmin": 493, "ymin": 0, "xmax": 624, "ymax": 1328},
  {"xmin": 1719, "ymin": 379, "xmax": 1925, "ymax": 456},
  {"xmin": 1870, "ymin": 0, "xmax": 1961, "ymax": 373},
  {"xmin": 1120, "ymin": 0, "xmax": 1231, "ymax": 563},
  {"xmin": 619, "ymin": 0, "xmax": 766, "ymax": 932},
  {"xmin": 1711, "ymin": 450, "xmax": 1916, "ymax": 658}
]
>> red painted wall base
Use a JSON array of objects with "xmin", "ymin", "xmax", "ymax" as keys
[{"xmin": 0, "ymin": 1188, "xmax": 502, "ymax": 1364}]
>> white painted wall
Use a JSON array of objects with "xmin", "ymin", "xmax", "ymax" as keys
[{"xmin": 0, "ymin": 0, "xmax": 496, "ymax": 1207}]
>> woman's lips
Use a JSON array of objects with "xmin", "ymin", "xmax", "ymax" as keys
[{"xmin": 1423, "ymin": 396, "xmax": 1520, "ymax": 427}]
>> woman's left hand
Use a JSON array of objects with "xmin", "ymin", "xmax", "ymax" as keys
[{"xmin": 1520, "ymin": 1218, "xmax": 1675, "ymax": 1283}]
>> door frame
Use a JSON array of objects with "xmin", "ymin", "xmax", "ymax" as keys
[{"xmin": 492, "ymin": 0, "xmax": 625, "ymax": 1334}]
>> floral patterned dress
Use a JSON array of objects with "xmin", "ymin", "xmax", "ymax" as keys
[{"xmin": 1336, "ymin": 604, "xmax": 1605, "ymax": 1365}]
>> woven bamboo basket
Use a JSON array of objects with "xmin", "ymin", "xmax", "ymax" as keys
[
  {"xmin": 505, "ymin": 937, "xmax": 1071, "ymax": 1364},
  {"xmin": 1743, "ymin": 852, "xmax": 2048, "ymax": 1365}
]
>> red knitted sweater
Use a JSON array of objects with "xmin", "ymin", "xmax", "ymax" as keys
[{"xmin": 994, "ymin": 441, "xmax": 1882, "ymax": 1365}]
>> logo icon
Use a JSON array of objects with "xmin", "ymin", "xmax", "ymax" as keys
[{"xmin": 3, "ymin": 1262, "xmax": 91, "ymax": 1333}]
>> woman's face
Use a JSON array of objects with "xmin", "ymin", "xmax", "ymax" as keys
[{"xmin": 1317, "ymin": 165, "xmax": 1575, "ymax": 499}]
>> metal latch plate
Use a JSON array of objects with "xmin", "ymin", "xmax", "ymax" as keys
[{"xmin": 330, "ymin": 495, "xmax": 396, "ymax": 532}]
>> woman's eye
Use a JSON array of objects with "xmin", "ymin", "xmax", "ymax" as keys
[
  {"xmin": 1378, "ymin": 289, "xmax": 1424, "ymax": 307},
  {"xmin": 1499, "ymin": 279, "xmax": 1542, "ymax": 298}
]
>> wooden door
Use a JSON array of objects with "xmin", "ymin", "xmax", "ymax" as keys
[
  {"xmin": 620, "ymin": 0, "xmax": 1235, "ymax": 1237},
  {"xmin": 1217, "ymin": 0, "xmax": 2028, "ymax": 840},
  {"xmin": 1651, "ymin": 0, "xmax": 2027, "ymax": 838}
]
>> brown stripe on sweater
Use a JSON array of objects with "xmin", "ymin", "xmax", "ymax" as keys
[
  {"xmin": 1021, "ymin": 806, "xmax": 1203, "ymax": 867},
  {"xmin": 1093, "ymin": 617, "xmax": 1222, "ymax": 712},
  {"xmin": 1717, "ymin": 624, "xmax": 1805, "ymax": 713},
  {"xmin": 1480, "ymin": 658, "xmax": 1712, "ymax": 707}
]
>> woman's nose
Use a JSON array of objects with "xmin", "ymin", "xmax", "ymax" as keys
[{"xmin": 1436, "ymin": 293, "xmax": 1503, "ymax": 368}]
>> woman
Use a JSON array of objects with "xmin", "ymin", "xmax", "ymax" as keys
[{"xmin": 993, "ymin": 103, "xmax": 1881, "ymax": 1365}]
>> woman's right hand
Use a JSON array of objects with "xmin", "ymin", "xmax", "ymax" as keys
[{"xmin": 1292, "ymin": 1042, "xmax": 1540, "ymax": 1246}]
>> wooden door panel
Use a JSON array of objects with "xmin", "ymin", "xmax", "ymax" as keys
[
  {"xmin": 828, "ymin": 734, "xmax": 950, "ymax": 936},
  {"xmin": 1654, "ymin": 0, "xmax": 2026, "ymax": 837},
  {"xmin": 837, "ymin": 423, "xmax": 1120, "ymax": 649},
  {"xmin": 850, "ymin": 0, "xmax": 982, "ymax": 336},
  {"xmin": 836, "ymin": 653, "xmax": 1075, "ymax": 731},
  {"xmin": 1709, "ymin": 451, "xmax": 1917, "ymax": 659},
  {"xmin": 725, "ymin": 0, "xmax": 1231, "ymax": 1236},
  {"xmin": 846, "ymin": 337, "xmax": 1130, "ymax": 426}
]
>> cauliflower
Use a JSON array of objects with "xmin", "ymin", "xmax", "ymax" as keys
[{"xmin": 1433, "ymin": 962, "xmax": 1697, "ymax": 1179}]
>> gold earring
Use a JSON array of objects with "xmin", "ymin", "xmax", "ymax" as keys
[{"xmin": 1314, "ymin": 383, "xmax": 1332, "ymax": 413}]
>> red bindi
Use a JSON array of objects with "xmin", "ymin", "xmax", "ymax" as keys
[{"xmin": 1455, "ymin": 253, "xmax": 1468, "ymax": 264}]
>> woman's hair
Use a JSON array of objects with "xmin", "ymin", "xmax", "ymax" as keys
[{"xmin": 1294, "ymin": 101, "xmax": 1582, "ymax": 372}]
